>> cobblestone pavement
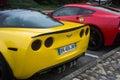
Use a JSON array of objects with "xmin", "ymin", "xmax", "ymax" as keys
[{"xmin": 71, "ymin": 48, "xmax": 120, "ymax": 80}]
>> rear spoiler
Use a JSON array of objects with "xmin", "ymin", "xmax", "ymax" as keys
[{"xmin": 32, "ymin": 24, "xmax": 87, "ymax": 38}]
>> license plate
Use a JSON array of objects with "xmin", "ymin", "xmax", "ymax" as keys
[{"xmin": 58, "ymin": 43, "xmax": 76, "ymax": 55}]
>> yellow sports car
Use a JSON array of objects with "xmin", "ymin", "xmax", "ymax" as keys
[{"xmin": 0, "ymin": 9, "xmax": 90, "ymax": 80}]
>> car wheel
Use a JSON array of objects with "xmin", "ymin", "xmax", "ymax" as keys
[
  {"xmin": 0, "ymin": 53, "xmax": 14, "ymax": 80},
  {"xmin": 88, "ymin": 27, "xmax": 104, "ymax": 50}
]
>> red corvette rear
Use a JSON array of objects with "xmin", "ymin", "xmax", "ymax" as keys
[{"xmin": 44, "ymin": 4, "xmax": 120, "ymax": 50}]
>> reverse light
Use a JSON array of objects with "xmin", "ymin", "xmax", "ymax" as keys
[
  {"xmin": 31, "ymin": 39, "xmax": 41, "ymax": 51},
  {"xmin": 44, "ymin": 37, "xmax": 53, "ymax": 47}
]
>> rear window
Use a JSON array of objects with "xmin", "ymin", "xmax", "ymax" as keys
[
  {"xmin": 91, "ymin": 5, "xmax": 120, "ymax": 14},
  {"xmin": 0, "ymin": 10, "xmax": 63, "ymax": 28}
]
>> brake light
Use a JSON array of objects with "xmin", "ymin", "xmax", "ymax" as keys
[
  {"xmin": 85, "ymin": 28, "xmax": 89, "ymax": 36},
  {"xmin": 80, "ymin": 29, "xmax": 84, "ymax": 37},
  {"xmin": 44, "ymin": 37, "xmax": 53, "ymax": 47},
  {"xmin": 31, "ymin": 39, "xmax": 41, "ymax": 51}
]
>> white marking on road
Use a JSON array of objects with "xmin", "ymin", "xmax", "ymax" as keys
[
  {"xmin": 116, "ymin": 51, "xmax": 120, "ymax": 54},
  {"xmin": 85, "ymin": 53, "xmax": 99, "ymax": 58}
]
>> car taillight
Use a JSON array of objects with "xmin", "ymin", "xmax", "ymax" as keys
[
  {"xmin": 44, "ymin": 37, "xmax": 53, "ymax": 47},
  {"xmin": 85, "ymin": 28, "xmax": 89, "ymax": 36},
  {"xmin": 80, "ymin": 29, "xmax": 84, "ymax": 37},
  {"xmin": 31, "ymin": 39, "xmax": 41, "ymax": 51}
]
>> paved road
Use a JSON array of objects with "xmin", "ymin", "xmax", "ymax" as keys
[{"xmin": 26, "ymin": 46, "xmax": 118, "ymax": 80}]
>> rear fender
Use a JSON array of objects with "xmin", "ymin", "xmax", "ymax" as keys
[{"xmin": 0, "ymin": 40, "xmax": 14, "ymax": 71}]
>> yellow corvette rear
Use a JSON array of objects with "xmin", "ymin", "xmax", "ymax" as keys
[{"xmin": 0, "ymin": 9, "xmax": 90, "ymax": 79}]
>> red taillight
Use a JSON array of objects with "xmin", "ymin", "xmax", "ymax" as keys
[
  {"xmin": 31, "ymin": 39, "xmax": 41, "ymax": 51},
  {"xmin": 44, "ymin": 37, "xmax": 53, "ymax": 47}
]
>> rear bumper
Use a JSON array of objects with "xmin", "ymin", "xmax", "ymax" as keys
[{"xmin": 32, "ymin": 52, "xmax": 85, "ymax": 76}]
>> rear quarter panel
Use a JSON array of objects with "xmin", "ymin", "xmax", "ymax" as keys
[{"xmin": 82, "ymin": 13, "xmax": 120, "ymax": 45}]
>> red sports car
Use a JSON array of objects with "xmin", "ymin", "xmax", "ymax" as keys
[{"xmin": 44, "ymin": 4, "xmax": 120, "ymax": 50}]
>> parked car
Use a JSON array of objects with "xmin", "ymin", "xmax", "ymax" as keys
[
  {"xmin": 43, "ymin": 4, "xmax": 120, "ymax": 50},
  {"xmin": 0, "ymin": 9, "xmax": 90, "ymax": 80}
]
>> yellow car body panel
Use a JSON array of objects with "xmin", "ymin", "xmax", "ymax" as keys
[{"xmin": 0, "ymin": 20, "xmax": 90, "ymax": 79}]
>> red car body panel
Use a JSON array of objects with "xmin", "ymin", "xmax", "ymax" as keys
[{"xmin": 49, "ymin": 4, "xmax": 120, "ymax": 46}]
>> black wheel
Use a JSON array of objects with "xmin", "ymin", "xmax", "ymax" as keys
[
  {"xmin": 0, "ymin": 53, "xmax": 14, "ymax": 80},
  {"xmin": 88, "ymin": 27, "xmax": 104, "ymax": 50}
]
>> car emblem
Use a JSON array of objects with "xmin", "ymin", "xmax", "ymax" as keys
[
  {"xmin": 79, "ymin": 17, "xmax": 84, "ymax": 22},
  {"xmin": 66, "ymin": 34, "xmax": 72, "ymax": 38}
]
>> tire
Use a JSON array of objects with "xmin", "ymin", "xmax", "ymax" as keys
[
  {"xmin": 0, "ymin": 53, "xmax": 14, "ymax": 80},
  {"xmin": 88, "ymin": 27, "xmax": 104, "ymax": 50}
]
